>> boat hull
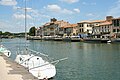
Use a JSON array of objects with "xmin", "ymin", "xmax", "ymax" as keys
[
  {"xmin": 0, "ymin": 45, "xmax": 11, "ymax": 57},
  {"xmin": 15, "ymin": 54, "xmax": 56, "ymax": 79}
]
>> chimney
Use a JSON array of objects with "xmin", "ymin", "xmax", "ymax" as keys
[
  {"xmin": 106, "ymin": 16, "xmax": 113, "ymax": 22},
  {"xmin": 50, "ymin": 18, "xmax": 57, "ymax": 22}
]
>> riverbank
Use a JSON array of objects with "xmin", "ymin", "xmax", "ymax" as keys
[
  {"xmin": 27, "ymin": 36, "xmax": 81, "ymax": 42},
  {"xmin": 0, "ymin": 54, "xmax": 38, "ymax": 80},
  {"xmin": 27, "ymin": 36, "xmax": 120, "ymax": 43}
]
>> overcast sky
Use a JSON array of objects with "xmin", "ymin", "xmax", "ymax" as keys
[{"xmin": 0, "ymin": 0, "xmax": 120, "ymax": 33}]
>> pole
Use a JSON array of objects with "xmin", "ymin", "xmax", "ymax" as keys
[{"xmin": 25, "ymin": 0, "xmax": 27, "ymax": 47}]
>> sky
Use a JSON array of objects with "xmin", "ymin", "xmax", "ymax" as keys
[{"xmin": 0, "ymin": 0, "xmax": 120, "ymax": 33}]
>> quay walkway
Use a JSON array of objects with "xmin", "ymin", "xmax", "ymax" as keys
[{"xmin": 0, "ymin": 54, "xmax": 38, "ymax": 80}]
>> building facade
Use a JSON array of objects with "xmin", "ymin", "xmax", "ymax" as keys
[
  {"xmin": 61, "ymin": 24, "xmax": 78, "ymax": 36},
  {"xmin": 36, "ymin": 16, "xmax": 120, "ymax": 39},
  {"xmin": 36, "ymin": 18, "xmax": 70, "ymax": 37},
  {"xmin": 77, "ymin": 20, "xmax": 102, "ymax": 37},
  {"xmin": 92, "ymin": 16, "xmax": 120, "ymax": 39},
  {"xmin": 112, "ymin": 18, "xmax": 120, "ymax": 38}
]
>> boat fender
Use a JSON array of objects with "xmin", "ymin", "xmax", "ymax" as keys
[
  {"xmin": 8, "ymin": 52, "xmax": 10, "ymax": 56},
  {"xmin": 43, "ymin": 77, "xmax": 48, "ymax": 80},
  {"xmin": 20, "ymin": 57, "xmax": 22, "ymax": 61},
  {"xmin": 37, "ymin": 58, "xmax": 39, "ymax": 60}
]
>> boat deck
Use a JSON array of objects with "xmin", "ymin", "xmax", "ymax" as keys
[{"xmin": 0, "ymin": 54, "xmax": 39, "ymax": 80}]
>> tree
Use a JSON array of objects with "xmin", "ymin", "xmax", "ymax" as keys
[
  {"xmin": 3, "ymin": 32, "xmax": 12, "ymax": 36},
  {"xmin": 0, "ymin": 31, "xmax": 2, "ymax": 35},
  {"xmin": 29, "ymin": 26, "xmax": 36, "ymax": 36}
]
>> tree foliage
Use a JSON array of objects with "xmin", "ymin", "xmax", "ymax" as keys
[
  {"xmin": 29, "ymin": 26, "xmax": 36, "ymax": 36},
  {"xmin": 3, "ymin": 32, "xmax": 12, "ymax": 35},
  {"xmin": 0, "ymin": 31, "xmax": 2, "ymax": 35}
]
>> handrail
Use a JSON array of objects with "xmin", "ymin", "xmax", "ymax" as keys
[
  {"xmin": 29, "ymin": 57, "xmax": 68, "ymax": 70},
  {"xmin": 19, "ymin": 48, "xmax": 48, "ymax": 65},
  {"xmin": 20, "ymin": 55, "xmax": 35, "ymax": 64},
  {"xmin": 26, "ymin": 48, "xmax": 48, "ymax": 57}
]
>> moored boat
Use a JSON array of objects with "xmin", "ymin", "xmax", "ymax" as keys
[
  {"xmin": 15, "ymin": 48, "xmax": 56, "ymax": 79},
  {"xmin": 0, "ymin": 45, "xmax": 11, "ymax": 57}
]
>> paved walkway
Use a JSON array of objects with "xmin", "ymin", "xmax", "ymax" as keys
[{"xmin": 0, "ymin": 54, "xmax": 38, "ymax": 80}]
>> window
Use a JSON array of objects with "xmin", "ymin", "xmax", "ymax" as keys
[
  {"xmin": 50, "ymin": 27, "xmax": 54, "ymax": 31},
  {"xmin": 81, "ymin": 24, "xmax": 83, "ymax": 27},
  {"xmin": 79, "ymin": 29, "xmax": 81, "ymax": 32},
  {"xmin": 79, "ymin": 29, "xmax": 84, "ymax": 32},
  {"xmin": 89, "ymin": 24, "xmax": 92, "ymax": 27},
  {"xmin": 113, "ymin": 19, "xmax": 120, "ymax": 27},
  {"xmin": 113, "ymin": 29, "xmax": 116, "ymax": 32},
  {"xmin": 105, "ymin": 26, "xmax": 106, "ymax": 29},
  {"xmin": 113, "ymin": 20, "xmax": 116, "ymax": 26},
  {"xmin": 117, "ymin": 19, "xmax": 119, "ymax": 26},
  {"xmin": 82, "ymin": 29, "xmax": 84, "ymax": 32},
  {"xmin": 79, "ymin": 24, "xmax": 81, "ymax": 27},
  {"xmin": 117, "ymin": 29, "xmax": 119, "ymax": 32},
  {"xmin": 87, "ymin": 24, "xmax": 89, "ymax": 27},
  {"xmin": 79, "ymin": 24, "xmax": 83, "ymax": 27}
]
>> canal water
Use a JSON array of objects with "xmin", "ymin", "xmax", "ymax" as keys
[{"xmin": 1, "ymin": 38, "xmax": 120, "ymax": 80}]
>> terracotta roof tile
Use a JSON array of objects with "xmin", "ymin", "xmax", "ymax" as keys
[
  {"xmin": 61, "ymin": 24, "xmax": 77, "ymax": 28},
  {"xmin": 99, "ymin": 21, "xmax": 112, "ymax": 26},
  {"xmin": 78, "ymin": 20, "xmax": 105, "ymax": 23},
  {"xmin": 112, "ymin": 17, "xmax": 120, "ymax": 20}
]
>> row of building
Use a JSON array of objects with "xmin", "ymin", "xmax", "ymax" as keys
[{"xmin": 35, "ymin": 16, "xmax": 120, "ymax": 39}]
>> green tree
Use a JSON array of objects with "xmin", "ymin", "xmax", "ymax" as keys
[
  {"xmin": 29, "ymin": 26, "xmax": 36, "ymax": 36},
  {"xmin": 3, "ymin": 32, "xmax": 12, "ymax": 36},
  {"xmin": 0, "ymin": 31, "xmax": 2, "ymax": 35}
]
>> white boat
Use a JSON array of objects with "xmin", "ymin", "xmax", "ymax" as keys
[
  {"xmin": 0, "ymin": 45, "xmax": 11, "ymax": 57},
  {"xmin": 15, "ymin": 48, "xmax": 56, "ymax": 79},
  {"xmin": 27, "ymin": 55, "xmax": 56, "ymax": 79},
  {"xmin": 107, "ymin": 40, "xmax": 112, "ymax": 43},
  {"xmin": 15, "ymin": 48, "xmax": 67, "ymax": 79}
]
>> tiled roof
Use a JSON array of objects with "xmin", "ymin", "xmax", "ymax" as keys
[
  {"xmin": 44, "ymin": 22, "xmax": 51, "ymax": 26},
  {"xmin": 54, "ymin": 21, "xmax": 63, "ymax": 24},
  {"xmin": 61, "ymin": 24, "xmax": 77, "ymax": 28},
  {"xmin": 112, "ymin": 17, "xmax": 120, "ymax": 20},
  {"xmin": 99, "ymin": 21, "xmax": 112, "ymax": 26},
  {"xmin": 78, "ymin": 20, "xmax": 105, "ymax": 23},
  {"xmin": 90, "ymin": 20, "xmax": 105, "ymax": 23},
  {"xmin": 43, "ymin": 20, "xmax": 68, "ymax": 26}
]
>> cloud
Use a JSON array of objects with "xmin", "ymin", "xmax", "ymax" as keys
[
  {"xmin": 73, "ymin": 8, "xmax": 80, "ymax": 13},
  {"xmin": 86, "ymin": 13, "xmax": 94, "ymax": 17},
  {"xmin": 13, "ymin": 13, "xmax": 32, "ymax": 20},
  {"xmin": 44, "ymin": 4, "xmax": 61, "ymax": 12},
  {"xmin": 62, "ymin": 9, "xmax": 73, "ymax": 14},
  {"xmin": 0, "ymin": 0, "xmax": 17, "ymax": 6},
  {"xmin": 86, "ymin": 13, "xmax": 100, "ymax": 20},
  {"xmin": 82, "ymin": 2, "xmax": 96, "ymax": 6},
  {"xmin": 31, "ymin": 9, "xmax": 51, "ymax": 18},
  {"xmin": 13, "ymin": 6, "xmax": 33, "ymax": 12},
  {"xmin": 44, "ymin": 4, "xmax": 80, "ymax": 14},
  {"xmin": 13, "ymin": 6, "xmax": 51, "ymax": 21},
  {"xmin": 0, "ymin": 20, "xmax": 15, "ymax": 32},
  {"xmin": 13, "ymin": 6, "xmax": 21, "ymax": 10},
  {"xmin": 0, "ymin": 21, "xmax": 8, "ymax": 29},
  {"xmin": 60, "ymin": 0, "xmax": 79, "ymax": 4},
  {"xmin": 107, "ymin": 0, "xmax": 120, "ymax": 17}
]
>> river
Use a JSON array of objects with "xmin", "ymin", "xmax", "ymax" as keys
[{"xmin": 1, "ymin": 38, "xmax": 120, "ymax": 80}]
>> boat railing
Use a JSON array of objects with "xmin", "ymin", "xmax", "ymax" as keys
[
  {"xmin": 26, "ymin": 48, "xmax": 52, "ymax": 62},
  {"xmin": 26, "ymin": 48, "xmax": 48, "ymax": 57},
  {"xmin": 19, "ymin": 48, "xmax": 53, "ymax": 65},
  {"xmin": 29, "ymin": 57, "xmax": 68, "ymax": 70},
  {"xmin": 20, "ymin": 54, "xmax": 35, "ymax": 65}
]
